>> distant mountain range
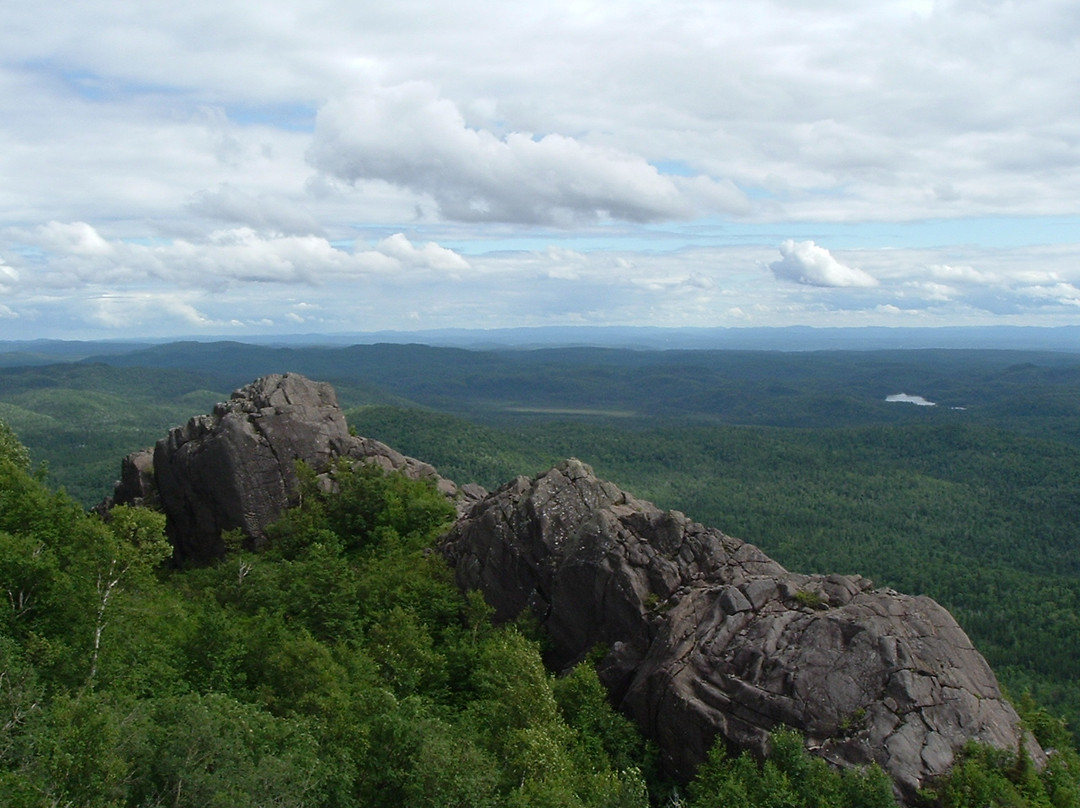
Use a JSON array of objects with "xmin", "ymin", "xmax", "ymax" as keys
[{"xmin": 2, "ymin": 324, "xmax": 1079, "ymax": 360}]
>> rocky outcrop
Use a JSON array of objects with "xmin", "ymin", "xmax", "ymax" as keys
[
  {"xmin": 112, "ymin": 448, "xmax": 157, "ymax": 508},
  {"xmin": 441, "ymin": 458, "xmax": 1043, "ymax": 802},
  {"xmin": 109, "ymin": 374, "xmax": 1043, "ymax": 800},
  {"xmin": 112, "ymin": 373, "xmax": 481, "ymax": 563}
]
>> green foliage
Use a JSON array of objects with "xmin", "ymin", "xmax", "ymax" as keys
[
  {"xmin": 915, "ymin": 742, "xmax": 1045, "ymax": 808},
  {"xmin": 6, "ymin": 346, "xmax": 1080, "ymax": 805},
  {"xmin": 0, "ymin": 419, "xmax": 29, "ymax": 470},
  {"xmin": 0, "ymin": 452, "xmax": 659, "ymax": 806},
  {"xmin": 269, "ymin": 459, "xmax": 457, "ymax": 559},
  {"xmin": 687, "ymin": 728, "xmax": 897, "ymax": 808},
  {"xmin": 793, "ymin": 588, "xmax": 827, "ymax": 610},
  {"xmin": 552, "ymin": 661, "xmax": 652, "ymax": 775},
  {"xmin": 122, "ymin": 692, "xmax": 325, "ymax": 808},
  {"xmin": 349, "ymin": 406, "xmax": 1080, "ymax": 734},
  {"xmin": 0, "ymin": 364, "xmax": 226, "ymax": 504}
]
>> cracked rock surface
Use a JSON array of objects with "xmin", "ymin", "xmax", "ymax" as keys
[
  {"xmin": 112, "ymin": 373, "xmax": 479, "ymax": 564},
  {"xmin": 441, "ymin": 458, "xmax": 1043, "ymax": 803}
]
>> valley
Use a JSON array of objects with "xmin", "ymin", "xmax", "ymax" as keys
[{"xmin": 2, "ymin": 337, "xmax": 1080, "ymax": 803}]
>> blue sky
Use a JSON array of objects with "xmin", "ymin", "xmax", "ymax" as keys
[{"xmin": 1, "ymin": 0, "xmax": 1079, "ymax": 340}]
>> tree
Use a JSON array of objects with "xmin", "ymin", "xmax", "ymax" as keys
[
  {"xmin": 0, "ymin": 420, "xmax": 29, "ymax": 471},
  {"xmin": 687, "ymin": 729, "xmax": 897, "ymax": 808},
  {"xmin": 85, "ymin": 506, "xmax": 170, "ymax": 690}
]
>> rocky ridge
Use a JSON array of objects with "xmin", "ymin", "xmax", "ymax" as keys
[
  {"xmin": 111, "ymin": 373, "xmax": 481, "ymax": 563},
  {"xmin": 441, "ymin": 458, "xmax": 1044, "ymax": 801},
  {"xmin": 109, "ymin": 374, "xmax": 1043, "ymax": 801}
]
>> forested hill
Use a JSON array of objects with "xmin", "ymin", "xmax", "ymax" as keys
[
  {"xmin": 2, "ymin": 341, "xmax": 1080, "ymax": 733},
  {"xmin": 3, "ymin": 341, "xmax": 1080, "ymax": 506},
  {"xmin": 3, "ymin": 339, "xmax": 1080, "ymax": 805},
  {"xmin": 6, "ymin": 414, "xmax": 1078, "ymax": 807},
  {"xmin": 34, "ymin": 339, "xmax": 1080, "ymax": 430}
]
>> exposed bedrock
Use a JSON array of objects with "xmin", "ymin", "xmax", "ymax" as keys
[
  {"xmin": 441, "ymin": 458, "xmax": 1044, "ymax": 802},
  {"xmin": 112, "ymin": 373, "xmax": 480, "ymax": 563}
]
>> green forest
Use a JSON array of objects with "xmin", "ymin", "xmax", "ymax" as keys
[
  {"xmin": 344, "ymin": 408, "xmax": 1080, "ymax": 734},
  {"xmin": 2, "ymin": 419, "xmax": 1079, "ymax": 807},
  {"xmin": 3, "ymin": 341, "xmax": 1080, "ymax": 805}
]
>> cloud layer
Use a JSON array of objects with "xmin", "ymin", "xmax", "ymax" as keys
[
  {"xmin": 307, "ymin": 82, "xmax": 748, "ymax": 225},
  {"xmin": 1, "ymin": 0, "xmax": 1079, "ymax": 338}
]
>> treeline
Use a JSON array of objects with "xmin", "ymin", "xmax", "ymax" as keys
[
  {"xmin": 346, "ymin": 407, "xmax": 1080, "ymax": 736},
  {"xmin": 5, "ymin": 419, "xmax": 1080, "ymax": 806}
]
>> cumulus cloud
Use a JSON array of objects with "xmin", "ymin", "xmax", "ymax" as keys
[
  {"xmin": 36, "ymin": 221, "xmax": 114, "ymax": 256},
  {"xmin": 307, "ymin": 82, "xmax": 745, "ymax": 225},
  {"xmin": 4, "ymin": 0, "xmax": 1080, "ymax": 339},
  {"xmin": 11, "ymin": 222, "xmax": 470, "ymax": 290},
  {"xmin": 89, "ymin": 293, "xmax": 222, "ymax": 330},
  {"xmin": 188, "ymin": 184, "xmax": 323, "ymax": 235},
  {"xmin": 927, "ymin": 264, "xmax": 992, "ymax": 283},
  {"xmin": 375, "ymin": 233, "xmax": 470, "ymax": 271},
  {"xmin": 903, "ymin": 280, "xmax": 958, "ymax": 302},
  {"xmin": 769, "ymin": 240, "xmax": 879, "ymax": 288},
  {"xmin": 0, "ymin": 258, "xmax": 17, "ymax": 292},
  {"xmin": 1020, "ymin": 282, "xmax": 1080, "ymax": 308}
]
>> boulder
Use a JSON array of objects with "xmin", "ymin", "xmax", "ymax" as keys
[
  {"xmin": 112, "ymin": 448, "xmax": 158, "ymax": 508},
  {"xmin": 441, "ymin": 458, "xmax": 1043, "ymax": 802},
  {"xmin": 112, "ymin": 373, "xmax": 479, "ymax": 563}
]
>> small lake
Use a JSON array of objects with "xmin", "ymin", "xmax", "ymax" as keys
[{"xmin": 885, "ymin": 393, "xmax": 936, "ymax": 406}]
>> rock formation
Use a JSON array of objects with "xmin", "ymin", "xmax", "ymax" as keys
[
  {"xmin": 441, "ymin": 458, "xmax": 1043, "ymax": 802},
  {"xmin": 111, "ymin": 375, "xmax": 1043, "ymax": 800},
  {"xmin": 111, "ymin": 373, "xmax": 481, "ymax": 563}
]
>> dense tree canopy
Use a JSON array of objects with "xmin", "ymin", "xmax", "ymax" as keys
[
  {"xmin": 3, "ymin": 416, "xmax": 1080, "ymax": 806},
  {"xmin": 348, "ymin": 407, "xmax": 1080, "ymax": 736}
]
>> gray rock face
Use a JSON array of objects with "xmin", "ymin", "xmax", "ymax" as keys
[
  {"xmin": 114, "ymin": 373, "xmax": 476, "ymax": 564},
  {"xmin": 442, "ymin": 458, "xmax": 1043, "ymax": 802},
  {"xmin": 112, "ymin": 449, "xmax": 157, "ymax": 508}
]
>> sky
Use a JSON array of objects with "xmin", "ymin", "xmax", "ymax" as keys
[{"xmin": 1, "ymin": 0, "xmax": 1079, "ymax": 341}]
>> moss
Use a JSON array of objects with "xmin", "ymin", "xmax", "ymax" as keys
[{"xmin": 793, "ymin": 589, "xmax": 827, "ymax": 610}]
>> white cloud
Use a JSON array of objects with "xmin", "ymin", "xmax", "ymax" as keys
[
  {"xmin": 903, "ymin": 280, "xmax": 958, "ymax": 302},
  {"xmin": 2, "ymin": 1, "xmax": 1080, "ymax": 337},
  {"xmin": 927, "ymin": 264, "xmax": 993, "ymax": 284},
  {"xmin": 37, "ymin": 221, "xmax": 114, "ymax": 256},
  {"xmin": 0, "ymin": 258, "xmax": 17, "ymax": 292},
  {"xmin": 375, "ymin": 233, "xmax": 470, "ymax": 271},
  {"xmin": 1020, "ymin": 282, "xmax": 1080, "ymax": 308},
  {"xmin": 307, "ymin": 82, "xmax": 745, "ymax": 225},
  {"xmin": 8, "ymin": 223, "xmax": 470, "ymax": 291},
  {"xmin": 188, "ymin": 184, "xmax": 322, "ymax": 235},
  {"xmin": 89, "ymin": 293, "xmax": 222, "ymax": 330},
  {"xmin": 769, "ymin": 240, "xmax": 879, "ymax": 288}
]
